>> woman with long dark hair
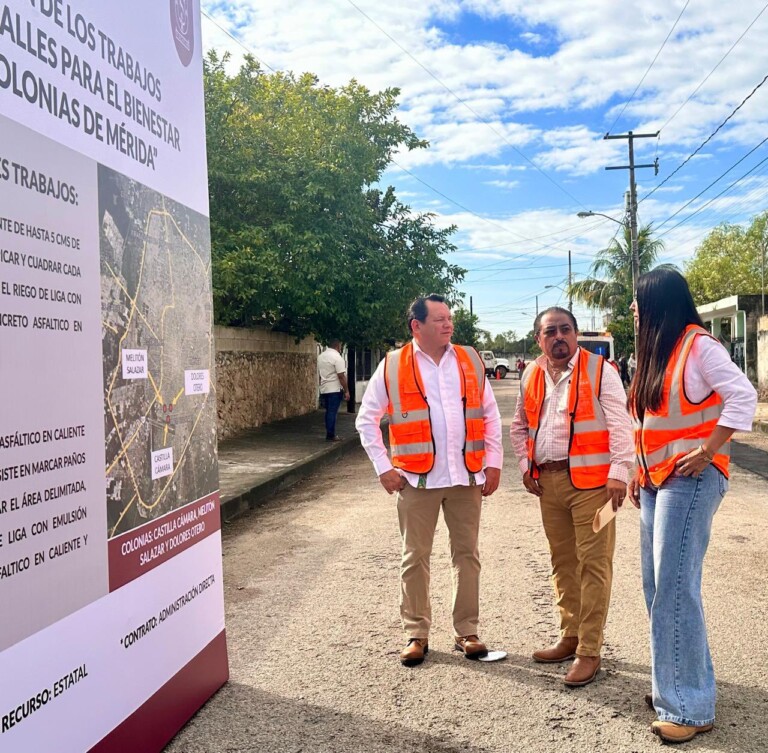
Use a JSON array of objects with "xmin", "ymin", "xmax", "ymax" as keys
[{"xmin": 628, "ymin": 267, "xmax": 756, "ymax": 744}]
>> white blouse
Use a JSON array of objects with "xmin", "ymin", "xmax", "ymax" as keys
[{"xmin": 684, "ymin": 335, "xmax": 757, "ymax": 432}]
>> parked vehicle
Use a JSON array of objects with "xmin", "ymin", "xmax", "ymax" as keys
[
  {"xmin": 479, "ymin": 350, "xmax": 511, "ymax": 379},
  {"xmin": 577, "ymin": 331, "xmax": 615, "ymax": 363}
]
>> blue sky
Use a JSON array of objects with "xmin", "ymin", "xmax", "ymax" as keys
[{"xmin": 201, "ymin": 0, "xmax": 768, "ymax": 339}]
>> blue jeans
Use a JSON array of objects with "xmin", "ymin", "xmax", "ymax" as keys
[
  {"xmin": 322, "ymin": 391, "xmax": 343, "ymax": 438},
  {"xmin": 640, "ymin": 465, "xmax": 728, "ymax": 726}
]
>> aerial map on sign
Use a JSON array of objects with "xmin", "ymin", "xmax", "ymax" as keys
[{"xmin": 99, "ymin": 165, "xmax": 218, "ymax": 538}]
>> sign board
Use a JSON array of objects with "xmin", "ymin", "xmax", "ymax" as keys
[{"xmin": 0, "ymin": 1, "xmax": 228, "ymax": 750}]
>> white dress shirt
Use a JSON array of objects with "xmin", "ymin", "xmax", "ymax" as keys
[
  {"xmin": 355, "ymin": 341, "xmax": 503, "ymax": 488},
  {"xmin": 509, "ymin": 348, "xmax": 635, "ymax": 484}
]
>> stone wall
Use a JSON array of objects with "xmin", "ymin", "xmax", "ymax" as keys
[
  {"xmin": 758, "ymin": 315, "xmax": 768, "ymax": 400},
  {"xmin": 214, "ymin": 325, "xmax": 318, "ymax": 440}
]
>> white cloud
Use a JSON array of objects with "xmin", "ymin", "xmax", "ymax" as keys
[{"xmin": 484, "ymin": 180, "xmax": 521, "ymax": 190}]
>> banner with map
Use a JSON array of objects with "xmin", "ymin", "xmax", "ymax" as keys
[{"xmin": 0, "ymin": 1, "xmax": 228, "ymax": 751}]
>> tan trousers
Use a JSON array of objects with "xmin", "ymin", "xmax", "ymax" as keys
[
  {"xmin": 396, "ymin": 483, "xmax": 483, "ymax": 639},
  {"xmin": 538, "ymin": 469, "xmax": 615, "ymax": 657}
]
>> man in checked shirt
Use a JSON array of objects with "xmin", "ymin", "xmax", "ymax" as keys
[{"xmin": 509, "ymin": 307, "xmax": 633, "ymax": 687}]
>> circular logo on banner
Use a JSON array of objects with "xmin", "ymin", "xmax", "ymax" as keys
[{"xmin": 170, "ymin": 0, "xmax": 194, "ymax": 67}]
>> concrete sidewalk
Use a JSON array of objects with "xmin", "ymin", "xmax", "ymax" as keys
[
  {"xmin": 217, "ymin": 409, "xmax": 363, "ymax": 520},
  {"xmin": 217, "ymin": 401, "xmax": 768, "ymax": 521}
]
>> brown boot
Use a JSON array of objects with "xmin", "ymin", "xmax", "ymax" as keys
[
  {"xmin": 532, "ymin": 637, "xmax": 578, "ymax": 663},
  {"xmin": 651, "ymin": 721, "xmax": 713, "ymax": 742},
  {"xmin": 454, "ymin": 635, "xmax": 488, "ymax": 658},
  {"xmin": 564, "ymin": 655, "xmax": 601, "ymax": 686},
  {"xmin": 400, "ymin": 638, "xmax": 428, "ymax": 666}
]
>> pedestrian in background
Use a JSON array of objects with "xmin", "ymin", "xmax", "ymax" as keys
[
  {"xmin": 628, "ymin": 268, "xmax": 757, "ymax": 744},
  {"xmin": 356, "ymin": 294, "xmax": 503, "ymax": 667},
  {"xmin": 618, "ymin": 354, "xmax": 630, "ymax": 387},
  {"xmin": 509, "ymin": 307, "xmax": 634, "ymax": 686},
  {"xmin": 628, "ymin": 352, "xmax": 637, "ymax": 380},
  {"xmin": 317, "ymin": 339, "xmax": 349, "ymax": 442}
]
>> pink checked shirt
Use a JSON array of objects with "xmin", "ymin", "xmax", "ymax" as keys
[{"xmin": 509, "ymin": 349, "xmax": 634, "ymax": 484}]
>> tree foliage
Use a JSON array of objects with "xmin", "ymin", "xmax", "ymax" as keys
[
  {"xmin": 204, "ymin": 52, "xmax": 465, "ymax": 345},
  {"xmin": 684, "ymin": 213, "xmax": 767, "ymax": 305},
  {"xmin": 569, "ymin": 224, "xmax": 663, "ymax": 310},
  {"xmin": 452, "ymin": 307, "xmax": 482, "ymax": 348},
  {"xmin": 569, "ymin": 223, "xmax": 663, "ymax": 358}
]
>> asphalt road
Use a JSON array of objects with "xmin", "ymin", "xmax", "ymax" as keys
[{"xmin": 166, "ymin": 378, "xmax": 768, "ymax": 753}]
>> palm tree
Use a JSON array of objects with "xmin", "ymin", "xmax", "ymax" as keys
[{"xmin": 569, "ymin": 223, "xmax": 664, "ymax": 310}]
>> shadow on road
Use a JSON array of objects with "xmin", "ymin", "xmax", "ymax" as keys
[
  {"xmin": 432, "ymin": 651, "xmax": 768, "ymax": 752},
  {"xmin": 167, "ymin": 681, "xmax": 488, "ymax": 753},
  {"xmin": 731, "ymin": 439, "xmax": 768, "ymax": 481}
]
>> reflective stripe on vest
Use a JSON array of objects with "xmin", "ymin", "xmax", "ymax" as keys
[
  {"xmin": 521, "ymin": 349, "xmax": 611, "ymax": 490},
  {"xmin": 634, "ymin": 325, "xmax": 729, "ymax": 487},
  {"xmin": 385, "ymin": 343, "xmax": 487, "ymax": 474}
]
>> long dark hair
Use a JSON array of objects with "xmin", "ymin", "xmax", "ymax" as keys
[{"xmin": 630, "ymin": 267, "xmax": 705, "ymax": 418}]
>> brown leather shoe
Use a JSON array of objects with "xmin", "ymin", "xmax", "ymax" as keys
[
  {"xmin": 454, "ymin": 635, "xmax": 488, "ymax": 658},
  {"xmin": 400, "ymin": 638, "xmax": 428, "ymax": 666},
  {"xmin": 564, "ymin": 655, "xmax": 601, "ymax": 686},
  {"xmin": 651, "ymin": 720, "xmax": 713, "ymax": 743},
  {"xmin": 532, "ymin": 637, "xmax": 578, "ymax": 663}
]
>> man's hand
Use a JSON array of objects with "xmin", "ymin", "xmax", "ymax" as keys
[
  {"xmin": 379, "ymin": 469, "xmax": 406, "ymax": 495},
  {"xmin": 522, "ymin": 471, "xmax": 543, "ymax": 497},
  {"xmin": 628, "ymin": 476, "xmax": 641, "ymax": 509},
  {"xmin": 606, "ymin": 478, "xmax": 627, "ymax": 512},
  {"xmin": 343, "ymin": 390, "xmax": 350, "ymax": 401},
  {"xmin": 482, "ymin": 467, "xmax": 501, "ymax": 496}
]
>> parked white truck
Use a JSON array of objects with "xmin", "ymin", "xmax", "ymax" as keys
[{"xmin": 479, "ymin": 351, "xmax": 511, "ymax": 379}]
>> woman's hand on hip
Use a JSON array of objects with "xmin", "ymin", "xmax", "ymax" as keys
[{"xmin": 675, "ymin": 446, "xmax": 712, "ymax": 477}]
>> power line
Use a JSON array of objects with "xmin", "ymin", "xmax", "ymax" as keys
[
  {"xmin": 642, "ymin": 70, "xmax": 768, "ymax": 202},
  {"xmin": 658, "ymin": 2, "xmax": 768, "ymax": 132},
  {"xmin": 658, "ymin": 149, "xmax": 768, "ymax": 238},
  {"xmin": 654, "ymin": 135, "xmax": 768, "ymax": 231},
  {"xmin": 344, "ymin": 0, "xmax": 588, "ymax": 210},
  {"xmin": 607, "ymin": 0, "xmax": 691, "ymax": 134},
  {"xmin": 201, "ymin": 10, "xmax": 593, "ymax": 270},
  {"xmin": 200, "ymin": 9, "xmax": 276, "ymax": 71},
  {"xmin": 391, "ymin": 159, "xmax": 576, "ymax": 256}
]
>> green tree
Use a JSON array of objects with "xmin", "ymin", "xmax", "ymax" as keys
[
  {"xmin": 481, "ymin": 329, "xmax": 518, "ymax": 352},
  {"xmin": 452, "ymin": 307, "xmax": 482, "ymax": 348},
  {"xmin": 569, "ymin": 223, "xmax": 663, "ymax": 357},
  {"xmin": 684, "ymin": 214, "xmax": 766, "ymax": 305},
  {"xmin": 204, "ymin": 52, "xmax": 464, "ymax": 345}
]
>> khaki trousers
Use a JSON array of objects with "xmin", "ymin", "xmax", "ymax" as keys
[
  {"xmin": 538, "ymin": 469, "xmax": 615, "ymax": 657},
  {"xmin": 396, "ymin": 483, "xmax": 483, "ymax": 639}
]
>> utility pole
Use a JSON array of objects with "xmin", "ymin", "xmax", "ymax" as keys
[
  {"xmin": 535, "ymin": 295, "xmax": 539, "ymax": 316},
  {"xmin": 604, "ymin": 130, "xmax": 659, "ymax": 351},
  {"xmin": 568, "ymin": 249, "xmax": 573, "ymax": 312},
  {"xmin": 470, "ymin": 295, "xmax": 473, "ymax": 315},
  {"xmin": 604, "ymin": 131, "xmax": 659, "ymax": 298}
]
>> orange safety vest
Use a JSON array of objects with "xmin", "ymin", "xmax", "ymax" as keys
[
  {"xmin": 634, "ymin": 324, "xmax": 729, "ymax": 488},
  {"xmin": 384, "ymin": 343, "xmax": 487, "ymax": 474},
  {"xmin": 522, "ymin": 348, "xmax": 611, "ymax": 490}
]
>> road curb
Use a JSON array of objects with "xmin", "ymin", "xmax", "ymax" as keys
[
  {"xmin": 753, "ymin": 420, "xmax": 768, "ymax": 436},
  {"xmin": 220, "ymin": 437, "xmax": 363, "ymax": 522}
]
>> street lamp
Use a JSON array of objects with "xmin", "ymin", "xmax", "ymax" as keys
[
  {"xmin": 544, "ymin": 283, "xmax": 572, "ymax": 312},
  {"xmin": 578, "ymin": 209, "xmax": 638, "ymax": 354}
]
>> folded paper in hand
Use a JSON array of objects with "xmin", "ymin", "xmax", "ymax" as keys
[{"xmin": 592, "ymin": 500, "xmax": 617, "ymax": 533}]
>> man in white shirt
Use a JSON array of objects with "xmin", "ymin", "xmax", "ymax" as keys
[
  {"xmin": 356, "ymin": 295, "xmax": 503, "ymax": 667},
  {"xmin": 317, "ymin": 340, "xmax": 349, "ymax": 442},
  {"xmin": 509, "ymin": 307, "xmax": 634, "ymax": 686}
]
